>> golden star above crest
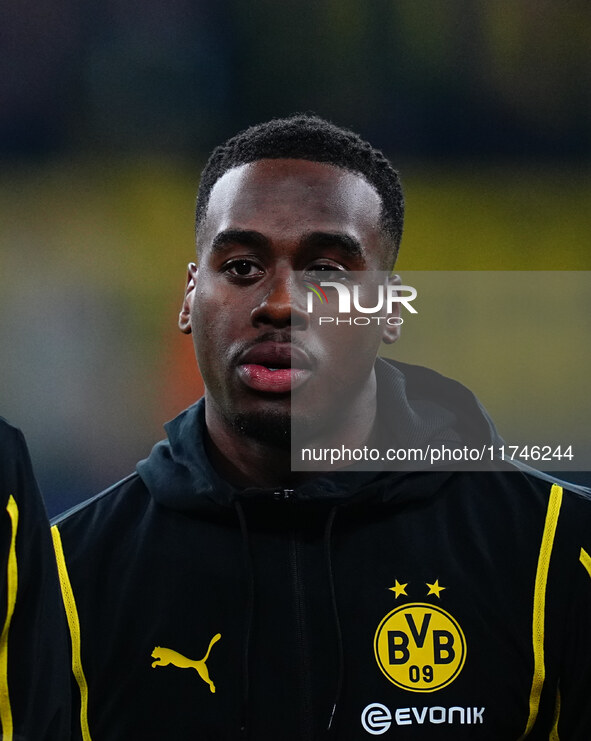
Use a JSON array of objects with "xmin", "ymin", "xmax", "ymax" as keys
[
  {"xmin": 426, "ymin": 579, "xmax": 446, "ymax": 598},
  {"xmin": 389, "ymin": 580, "xmax": 408, "ymax": 598}
]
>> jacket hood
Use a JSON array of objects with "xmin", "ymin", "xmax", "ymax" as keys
[
  {"xmin": 137, "ymin": 357, "xmax": 503, "ymax": 513},
  {"xmin": 374, "ymin": 357, "xmax": 502, "ymax": 449}
]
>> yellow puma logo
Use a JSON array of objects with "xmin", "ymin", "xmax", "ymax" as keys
[{"xmin": 151, "ymin": 633, "xmax": 221, "ymax": 693}]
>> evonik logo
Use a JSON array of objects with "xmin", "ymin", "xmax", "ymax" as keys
[{"xmin": 360, "ymin": 703, "xmax": 485, "ymax": 735}]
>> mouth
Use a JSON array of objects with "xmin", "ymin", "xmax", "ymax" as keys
[{"xmin": 236, "ymin": 342, "xmax": 313, "ymax": 394}]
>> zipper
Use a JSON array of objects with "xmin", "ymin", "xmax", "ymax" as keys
[
  {"xmin": 289, "ymin": 530, "xmax": 314, "ymax": 740},
  {"xmin": 276, "ymin": 488, "xmax": 314, "ymax": 739}
]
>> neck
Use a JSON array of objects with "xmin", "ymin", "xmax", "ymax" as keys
[
  {"xmin": 203, "ymin": 377, "xmax": 378, "ymax": 488},
  {"xmin": 204, "ymin": 426, "xmax": 298, "ymax": 489}
]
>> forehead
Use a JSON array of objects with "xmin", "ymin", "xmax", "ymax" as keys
[{"xmin": 200, "ymin": 158, "xmax": 383, "ymax": 242}]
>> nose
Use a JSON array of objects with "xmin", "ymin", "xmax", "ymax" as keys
[{"xmin": 250, "ymin": 271, "xmax": 309, "ymax": 329}]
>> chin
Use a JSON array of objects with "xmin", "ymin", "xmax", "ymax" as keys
[
  {"xmin": 225, "ymin": 398, "xmax": 339, "ymax": 451},
  {"xmin": 229, "ymin": 409, "xmax": 291, "ymax": 451}
]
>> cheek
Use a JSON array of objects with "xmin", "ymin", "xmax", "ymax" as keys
[
  {"xmin": 190, "ymin": 293, "xmax": 226, "ymax": 369},
  {"xmin": 190, "ymin": 286, "xmax": 248, "ymax": 374},
  {"xmin": 318, "ymin": 321, "xmax": 384, "ymax": 355},
  {"xmin": 309, "ymin": 323, "xmax": 383, "ymax": 381}
]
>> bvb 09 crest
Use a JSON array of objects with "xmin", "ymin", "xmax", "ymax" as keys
[{"xmin": 374, "ymin": 603, "xmax": 466, "ymax": 692}]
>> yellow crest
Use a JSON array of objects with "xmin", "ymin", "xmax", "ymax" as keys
[{"xmin": 374, "ymin": 603, "xmax": 466, "ymax": 692}]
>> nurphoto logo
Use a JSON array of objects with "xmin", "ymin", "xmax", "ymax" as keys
[{"xmin": 305, "ymin": 276, "xmax": 418, "ymax": 327}]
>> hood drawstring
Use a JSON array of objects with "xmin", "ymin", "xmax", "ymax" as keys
[
  {"xmin": 324, "ymin": 504, "xmax": 344, "ymax": 734},
  {"xmin": 234, "ymin": 499, "xmax": 254, "ymax": 739}
]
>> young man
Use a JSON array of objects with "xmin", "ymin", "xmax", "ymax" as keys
[
  {"xmin": 0, "ymin": 418, "xmax": 71, "ymax": 739},
  {"xmin": 53, "ymin": 115, "xmax": 591, "ymax": 739}
]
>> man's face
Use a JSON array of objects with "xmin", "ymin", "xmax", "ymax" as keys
[{"xmin": 180, "ymin": 158, "xmax": 398, "ymax": 446}]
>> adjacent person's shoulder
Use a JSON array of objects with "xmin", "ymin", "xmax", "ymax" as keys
[
  {"xmin": 0, "ymin": 416, "xmax": 45, "ymax": 511},
  {"xmin": 0, "ymin": 415, "xmax": 31, "ymax": 476},
  {"xmin": 0, "ymin": 415, "xmax": 20, "ymax": 443}
]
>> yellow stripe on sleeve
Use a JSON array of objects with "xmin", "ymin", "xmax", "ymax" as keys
[
  {"xmin": 549, "ymin": 688, "xmax": 561, "ymax": 741},
  {"xmin": 544, "ymin": 550, "xmax": 591, "ymax": 740},
  {"xmin": 580, "ymin": 548, "xmax": 591, "ymax": 580},
  {"xmin": 51, "ymin": 525, "xmax": 93, "ymax": 741},
  {"xmin": 519, "ymin": 483, "xmax": 563, "ymax": 740},
  {"xmin": 0, "ymin": 495, "xmax": 19, "ymax": 741}
]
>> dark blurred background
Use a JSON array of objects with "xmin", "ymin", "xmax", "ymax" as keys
[{"xmin": 1, "ymin": 0, "xmax": 590, "ymax": 515}]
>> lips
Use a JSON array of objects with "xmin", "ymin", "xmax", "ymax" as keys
[{"xmin": 236, "ymin": 342, "xmax": 313, "ymax": 393}]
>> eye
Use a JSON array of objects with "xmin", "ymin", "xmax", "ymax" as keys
[
  {"xmin": 305, "ymin": 263, "xmax": 350, "ymax": 283},
  {"xmin": 223, "ymin": 259, "xmax": 264, "ymax": 279}
]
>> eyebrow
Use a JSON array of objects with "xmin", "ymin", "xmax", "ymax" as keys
[
  {"xmin": 208, "ymin": 228, "xmax": 365, "ymax": 262},
  {"xmin": 300, "ymin": 231, "xmax": 364, "ymax": 261},
  {"xmin": 210, "ymin": 229, "xmax": 268, "ymax": 254}
]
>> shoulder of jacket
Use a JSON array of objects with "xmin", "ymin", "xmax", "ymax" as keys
[
  {"xmin": 50, "ymin": 471, "xmax": 145, "ymax": 527},
  {"xmin": 501, "ymin": 459, "xmax": 591, "ymax": 503}
]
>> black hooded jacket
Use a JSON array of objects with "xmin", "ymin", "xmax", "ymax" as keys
[
  {"xmin": 0, "ymin": 418, "xmax": 71, "ymax": 740},
  {"xmin": 53, "ymin": 359, "xmax": 591, "ymax": 740}
]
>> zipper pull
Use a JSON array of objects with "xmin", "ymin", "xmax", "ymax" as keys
[{"xmin": 273, "ymin": 488, "xmax": 294, "ymax": 501}]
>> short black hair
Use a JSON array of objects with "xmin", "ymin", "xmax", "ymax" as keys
[{"xmin": 195, "ymin": 114, "xmax": 404, "ymax": 262}]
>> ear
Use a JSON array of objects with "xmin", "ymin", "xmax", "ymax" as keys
[
  {"xmin": 178, "ymin": 263, "xmax": 198, "ymax": 334},
  {"xmin": 382, "ymin": 273, "xmax": 402, "ymax": 345}
]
